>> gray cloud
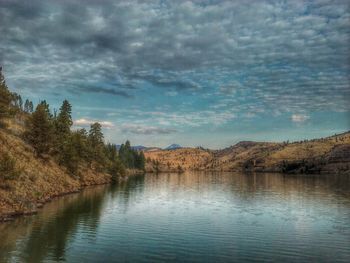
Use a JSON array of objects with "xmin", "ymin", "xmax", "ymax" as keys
[
  {"xmin": 120, "ymin": 124, "xmax": 178, "ymax": 135},
  {"xmin": 0, "ymin": 0, "xmax": 349, "ymax": 113},
  {"xmin": 71, "ymin": 85, "xmax": 133, "ymax": 98}
]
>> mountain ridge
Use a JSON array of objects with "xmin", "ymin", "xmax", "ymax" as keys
[{"xmin": 144, "ymin": 131, "xmax": 350, "ymax": 174}]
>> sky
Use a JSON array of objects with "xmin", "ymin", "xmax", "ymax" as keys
[{"xmin": 0, "ymin": 0, "xmax": 349, "ymax": 149}]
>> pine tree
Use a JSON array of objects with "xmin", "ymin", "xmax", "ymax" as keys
[
  {"xmin": 0, "ymin": 67, "xmax": 13, "ymax": 126},
  {"xmin": 59, "ymin": 134, "xmax": 79, "ymax": 175},
  {"xmin": 88, "ymin": 122, "xmax": 105, "ymax": 165},
  {"xmin": 11, "ymin": 92, "xmax": 22, "ymax": 110},
  {"xmin": 54, "ymin": 100, "xmax": 73, "ymax": 156},
  {"xmin": 24, "ymin": 99, "xmax": 30, "ymax": 112},
  {"xmin": 25, "ymin": 103, "xmax": 54, "ymax": 155},
  {"xmin": 137, "ymin": 151, "xmax": 145, "ymax": 170},
  {"xmin": 72, "ymin": 128, "xmax": 89, "ymax": 161},
  {"xmin": 29, "ymin": 101, "xmax": 34, "ymax": 113},
  {"xmin": 56, "ymin": 100, "xmax": 72, "ymax": 136}
]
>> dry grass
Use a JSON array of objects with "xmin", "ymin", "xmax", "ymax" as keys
[
  {"xmin": 144, "ymin": 132, "xmax": 350, "ymax": 174},
  {"xmin": 0, "ymin": 119, "xmax": 111, "ymax": 219},
  {"xmin": 145, "ymin": 148, "xmax": 213, "ymax": 172}
]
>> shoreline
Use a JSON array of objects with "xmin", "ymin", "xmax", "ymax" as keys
[
  {"xmin": 0, "ymin": 170, "xmax": 144, "ymax": 222},
  {"xmin": 1, "ymin": 169, "xmax": 348, "ymax": 222}
]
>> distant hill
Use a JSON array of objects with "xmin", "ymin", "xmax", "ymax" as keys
[
  {"xmin": 165, "ymin": 144, "xmax": 182, "ymax": 150},
  {"xmin": 115, "ymin": 145, "xmax": 149, "ymax": 151},
  {"xmin": 145, "ymin": 132, "xmax": 350, "ymax": 174}
]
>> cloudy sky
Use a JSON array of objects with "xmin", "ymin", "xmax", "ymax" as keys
[{"xmin": 0, "ymin": 0, "xmax": 349, "ymax": 148}]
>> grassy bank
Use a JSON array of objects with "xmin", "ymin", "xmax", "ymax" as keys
[{"xmin": 0, "ymin": 121, "xmax": 143, "ymax": 221}]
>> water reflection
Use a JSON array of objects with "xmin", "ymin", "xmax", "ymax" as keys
[{"xmin": 0, "ymin": 172, "xmax": 349, "ymax": 262}]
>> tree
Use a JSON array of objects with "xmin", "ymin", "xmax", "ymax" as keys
[
  {"xmin": 0, "ymin": 67, "xmax": 13, "ymax": 126},
  {"xmin": 58, "ymin": 135, "xmax": 79, "ymax": 175},
  {"xmin": 56, "ymin": 100, "xmax": 72, "ymax": 136},
  {"xmin": 88, "ymin": 122, "xmax": 105, "ymax": 165},
  {"xmin": 118, "ymin": 140, "xmax": 145, "ymax": 170},
  {"xmin": 72, "ymin": 128, "xmax": 89, "ymax": 161},
  {"xmin": 12, "ymin": 92, "xmax": 23, "ymax": 110},
  {"xmin": 24, "ymin": 99, "xmax": 30, "ymax": 112},
  {"xmin": 105, "ymin": 143, "xmax": 126, "ymax": 181},
  {"xmin": 133, "ymin": 150, "xmax": 142, "ymax": 169},
  {"xmin": 29, "ymin": 101, "xmax": 34, "ymax": 113},
  {"xmin": 25, "ymin": 103, "xmax": 54, "ymax": 156},
  {"xmin": 54, "ymin": 100, "xmax": 73, "ymax": 156},
  {"xmin": 119, "ymin": 141, "xmax": 134, "ymax": 168},
  {"xmin": 89, "ymin": 122, "xmax": 104, "ymax": 147},
  {"xmin": 136, "ymin": 151, "xmax": 145, "ymax": 170}
]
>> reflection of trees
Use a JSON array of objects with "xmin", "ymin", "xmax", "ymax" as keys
[
  {"xmin": 0, "ymin": 172, "xmax": 349, "ymax": 262},
  {"xmin": 110, "ymin": 175, "xmax": 146, "ymax": 212},
  {"xmin": 143, "ymin": 171, "xmax": 350, "ymax": 202},
  {"xmin": 20, "ymin": 186, "xmax": 108, "ymax": 262}
]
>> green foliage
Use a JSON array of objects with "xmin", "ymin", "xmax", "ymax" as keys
[
  {"xmin": 25, "ymin": 102, "xmax": 54, "ymax": 155},
  {"xmin": 71, "ymin": 129, "xmax": 90, "ymax": 161},
  {"xmin": 54, "ymin": 100, "xmax": 74, "ymax": 167},
  {"xmin": 88, "ymin": 122, "xmax": 107, "ymax": 166},
  {"xmin": 118, "ymin": 140, "xmax": 145, "ymax": 170},
  {"xmin": 1, "ymin": 68, "xmax": 140, "ymax": 179},
  {"xmin": 24, "ymin": 99, "xmax": 34, "ymax": 113},
  {"xmin": 55, "ymin": 100, "xmax": 73, "ymax": 136},
  {"xmin": 0, "ymin": 153, "xmax": 20, "ymax": 180},
  {"xmin": 0, "ymin": 67, "xmax": 13, "ymax": 126},
  {"xmin": 11, "ymin": 92, "xmax": 23, "ymax": 111},
  {"xmin": 58, "ymin": 134, "xmax": 80, "ymax": 175}
]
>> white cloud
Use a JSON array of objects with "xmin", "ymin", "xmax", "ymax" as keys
[
  {"xmin": 291, "ymin": 114, "xmax": 310, "ymax": 123},
  {"xmin": 74, "ymin": 118, "xmax": 115, "ymax": 128}
]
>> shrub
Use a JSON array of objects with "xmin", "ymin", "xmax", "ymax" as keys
[{"xmin": 0, "ymin": 153, "xmax": 21, "ymax": 180}]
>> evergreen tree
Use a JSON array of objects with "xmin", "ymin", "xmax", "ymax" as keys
[
  {"xmin": 0, "ymin": 67, "xmax": 13, "ymax": 126},
  {"xmin": 25, "ymin": 103, "xmax": 54, "ymax": 155},
  {"xmin": 54, "ymin": 100, "xmax": 73, "ymax": 156},
  {"xmin": 118, "ymin": 140, "xmax": 145, "ymax": 170},
  {"xmin": 11, "ymin": 92, "xmax": 22, "ymax": 110},
  {"xmin": 88, "ymin": 122, "xmax": 105, "ymax": 165},
  {"xmin": 24, "ymin": 99, "xmax": 33, "ymax": 113},
  {"xmin": 29, "ymin": 101, "xmax": 34, "ymax": 113},
  {"xmin": 72, "ymin": 128, "xmax": 89, "ymax": 161},
  {"xmin": 136, "ymin": 151, "xmax": 145, "ymax": 170},
  {"xmin": 105, "ymin": 143, "xmax": 126, "ymax": 181},
  {"xmin": 59, "ymin": 134, "xmax": 79, "ymax": 175},
  {"xmin": 56, "ymin": 100, "xmax": 72, "ymax": 136}
]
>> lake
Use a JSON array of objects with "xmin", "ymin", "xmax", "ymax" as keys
[{"xmin": 0, "ymin": 172, "xmax": 349, "ymax": 262}]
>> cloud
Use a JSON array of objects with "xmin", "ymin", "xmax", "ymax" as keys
[
  {"xmin": 74, "ymin": 118, "xmax": 115, "ymax": 128},
  {"xmin": 73, "ymin": 86, "xmax": 133, "ymax": 98},
  {"xmin": 291, "ymin": 114, "xmax": 310, "ymax": 123},
  {"xmin": 0, "ymin": 0, "xmax": 349, "ymax": 121},
  {"xmin": 165, "ymin": 91, "xmax": 178, "ymax": 97},
  {"xmin": 120, "ymin": 124, "xmax": 177, "ymax": 135}
]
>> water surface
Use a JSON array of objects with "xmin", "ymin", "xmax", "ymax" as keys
[{"xmin": 1, "ymin": 172, "xmax": 350, "ymax": 262}]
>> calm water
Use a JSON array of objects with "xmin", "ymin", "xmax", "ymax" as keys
[{"xmin": 0, "ymin": 172, "xmax": 350, "ymax": 262}]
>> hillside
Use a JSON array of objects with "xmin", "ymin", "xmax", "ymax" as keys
[
  {"xmin": 145, "ymin": 147, "xmax": 213, "ymax": 172},
  {"xmin": 145, "ymin": 132, "xmax": 350, "ymax": 174},
  {"xmin": 0, "ymin": 118, "xmax": 112, "ymax": 221},
  {"xmin": 0, "ymin": 116, "xmax": 145, "ymax": 221}
]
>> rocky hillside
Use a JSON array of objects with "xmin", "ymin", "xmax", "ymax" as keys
[{"xmin": 145, "ymin": 132, "xmax": 350, "ymax": 174}]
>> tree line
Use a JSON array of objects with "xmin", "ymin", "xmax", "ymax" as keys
[{"xmin": 0, "ymin": 67, "xmax": 145, "ymax": 181}]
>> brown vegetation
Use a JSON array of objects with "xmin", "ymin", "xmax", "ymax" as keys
[
  {"xmin": 145, "ymin": 132, "xmax": 350, "ymax": 174},
  {"xmin": 0, "ymin": 119, "xmax": 111, "ymax": 221}
]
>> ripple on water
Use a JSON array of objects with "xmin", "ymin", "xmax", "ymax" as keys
[{"xmin": 1, "ymin": 172, "xmax": 350, "ymax": 262}]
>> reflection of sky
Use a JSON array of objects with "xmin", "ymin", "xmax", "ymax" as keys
[
  {"xmin": 1, "ymin": 172, "xmax": 350, "ymax": 262},
  {"xmin": 67, "ymin": 172, "xmax": 350, "ymax": 262},
  {"xmin": 1, "ymin": 0, "xmax": 350, "ymax": 148}
]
